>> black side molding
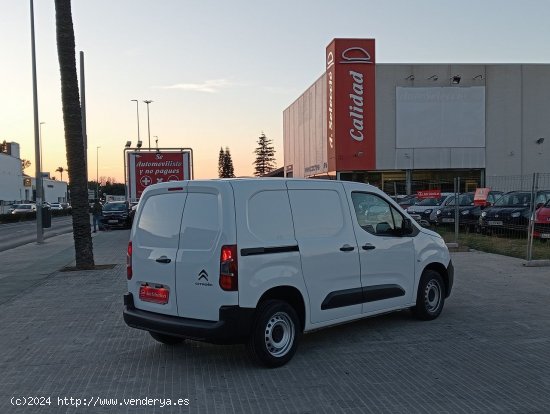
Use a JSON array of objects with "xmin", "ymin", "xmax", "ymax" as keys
[
  {"xmin": 241, "ymin": 245, "xmax": 299, "ymax": 257},
  {"xmin": 321, "ymin": 284, "xmax": 406, "ymax": 310}
]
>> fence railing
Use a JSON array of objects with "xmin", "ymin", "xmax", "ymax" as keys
[{"xmin": 403, "ymin": 173, "xmax": 550, "ymax": 262}]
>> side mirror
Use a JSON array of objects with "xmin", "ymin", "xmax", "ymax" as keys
[{"xmin": 402, "ymin": 218, "xmax": 414, "ymax": 235}]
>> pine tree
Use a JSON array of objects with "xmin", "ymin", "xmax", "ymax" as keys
[
  {"xmin": 218, "ymin": 147, "xmax": 235, "ymax": 178},
  {"xmin": 253, "ymin": 132, "xmax": 276, "ymax": 176},
  {"xmin": 218, "ymin": 147, "xmax": 225, "ymax": 178},
  {"xmin": 224, "ymin": 147, "xmax": 235, "ymax": 178}
]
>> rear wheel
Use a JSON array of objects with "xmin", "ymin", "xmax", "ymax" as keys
[
  {"xmin": 149, "ymin": 332, "xmax": 185, "ymax": 345},
  {"xmin": 412, "ymin": 270, "xmax": 445, "ymax": 320},
  {"xmin": 247, "ymin": 300, "xmax": 301, "ymax": 368}
]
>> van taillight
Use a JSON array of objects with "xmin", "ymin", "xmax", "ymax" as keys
[
  {"xmin": 220, "ymin": 245, "xmax": 238, "ymax": 291},
  {"xmin": 127, "ymin": 241, "xmax": 133, "ymax": 280}
]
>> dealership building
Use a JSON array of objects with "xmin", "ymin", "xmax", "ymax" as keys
[{"xmin": 283, "ymin": 38, "xmax": 550, "ymax": 194}]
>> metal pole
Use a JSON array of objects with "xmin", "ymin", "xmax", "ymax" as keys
[
  {"xmin": 123, "ymin": 147, "xmax": 129, "ymax": 202},
  {"xmin": 96, "ymin": 146, "xmax": 100, "ymax": 199},
  {"xmin": 131, "ymin": 99, "xmax": 140, "ymax": 142},
  {"xmin": 454, "ymin": 177, "xmax": 460, "ymax": 244},
  {"xmin": 526, "ymin": 173, "xmax": 538, "ymax": 261},
  {"xmin": 30, "ymin": 0, "xmax": 43, "ymax": 243},
  {"xmin": 143, "ymin": 100, "xmax": 153, "ymax": 149},
  {"xmin": 39, "ymin": 122, "xmax": 45, "ymax": 175}
]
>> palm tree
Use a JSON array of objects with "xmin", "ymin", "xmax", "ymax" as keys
[
  {"xmin": 54, "ymin": 0, "xmax": 94, "ymax": 269},
  {"xmin": 55, "ymin": 166, "xmax": 66, "ymax": 181}
]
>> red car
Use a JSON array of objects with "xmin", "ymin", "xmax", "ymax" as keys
[{"xmin": 534, "ymin": 199, "xmax": 550, "ymax": 241}]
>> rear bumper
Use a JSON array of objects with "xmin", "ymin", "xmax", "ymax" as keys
[
  {"xmin": 123, "ymin": 293, "xmax": 255, "ymax": 344},
  {"xmin": 101, "ymin": 217, "xmax": 131, "ymax": 228}
]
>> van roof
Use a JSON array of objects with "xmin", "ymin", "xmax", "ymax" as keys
[{"xmin": 147, "ymin": 177, "xmax": 381, "ymax": 188}]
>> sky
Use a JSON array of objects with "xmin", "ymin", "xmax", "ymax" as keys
[{"xmin": 2, "ymin": 0, "xmax": 550, "ymax": 183}]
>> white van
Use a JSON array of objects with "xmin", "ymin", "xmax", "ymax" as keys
[{"xmin": 124, "ymin": 179, "xmax": 453, "ymax": 367}]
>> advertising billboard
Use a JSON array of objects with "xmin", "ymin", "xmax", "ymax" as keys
[
  {"xmin": 127, "ymin": 150, "xmax": 191, "ymax": 200},
  {"xmin": 326, "ymin": 38, "xmax": 376, "ymax": 172}
]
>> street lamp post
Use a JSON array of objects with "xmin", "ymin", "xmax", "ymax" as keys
[
  {"xmin": 39, "ymin": 122, "xmax": 45, "ymax": 174},
  {"xmin": 143, "ymin": 100, "xmax": 153, "ymax": 149},
  {"xmin": 130, "ymin": 99, "xmax": 140, "ymax": 143},
  {"xmin": 30, "ymin": 0, "xmax": 43, "ymax": 243},
  {"xmin": 96, "ymin": 146, "xmax": 101, "ymax": 200}
]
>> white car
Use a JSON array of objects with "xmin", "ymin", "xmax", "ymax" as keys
[
  {"xmin": 406, "ymin": 193, "xmax": 454, "ymax": 226},
  {"xmin": 10, "ymin": 204, "xmax": 37, "ymax": 214},
  {"xmin": 124, "ymin": 179, "xmax": 453, "ymax": 367},
  {"xmin": 49, "ymin": 203, "xmax": 64, "ymax": 211}
]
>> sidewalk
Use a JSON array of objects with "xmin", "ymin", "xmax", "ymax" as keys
[{"xmin": 0, "ymin": 229, "xmax": 128, "ymax": 305}]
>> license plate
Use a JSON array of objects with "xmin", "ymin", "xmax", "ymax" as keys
[
  {"xmin": 139, "ymin": 285, "xmax": 169, "ymax": 304},
  {"xmin": 488, "ymin": 221, "xmax": 503, "ymax": 226},
  {"xmin": 541, "ymin": 234, "xmax": 550, "ymax": 239},
  {"xmin": 108, "ymin": 220, "xmax": 118, "ymax": 224},
  {"xmin": 442, "ymin": 218, "xmax": 455, "ymax": 223}
]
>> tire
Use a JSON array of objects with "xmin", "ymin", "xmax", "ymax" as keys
[
  {"xmin": 149, "ymin": 332, "xmax": 185, "ymax": 345},
  {"xmin": 247, "ymin": 300, "xmax": 301, "ymax": 368},
  {"xmin": 413, "ymin": 270, "xmax": 445, "ymax": 321}
]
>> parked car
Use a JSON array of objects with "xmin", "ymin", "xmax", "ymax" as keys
[
  {"xmin": 61, "ymin": 202, "xmax": 72, "ymax": 211},
  {"xmin": 534, "ymin": 199, "xmax": 550, "ymax": 241},
  {"xmin": 406, "ymin": 193, "xmax": 454, "ymax": 226},
  {"xmin": 396, "ymin": 195, "xmax": 419, "ymax": 210},
  {"xmin": 479, "ymin": 190, "xmax": 550, "ymax": 235},
  {"xmin": 123, "ymin": 179, "xmax": 453, "ymax": 367},
  {"xmin": 436, "ymin": 191, "xmax": 503, "ymax": 231},
  {"xmin": 101, "ymin": 201, "xmax": 132, "ymax": 229},
  {"xmin": 10, "ymin": 204, "xmax": 37, "ymax": 214},
  {"xmin": 49, "ymin": 203, "xmax": 64, "ymax": 211},
  {"xmin": 129, "ymin": 202, "xmax": 138, "ymax": 220}
]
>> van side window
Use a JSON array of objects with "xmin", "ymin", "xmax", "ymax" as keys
[
  {"xmin": 180, "ymin": 193, "xmax": 220, "ymax": 250},
  {"xmin": 289, "ymin": 190, "xmax": 344, "ymax": 238},
  {"xmin": 351, "ymin": 192, "xmax": 404, "ymax": 236},
  {"xmin": 248, "ymin": 190, "xmax": 294, "ymax": 241},
  {"xmin": 137, "ymin": 193, "xmax": 186, "ymax": 246}
]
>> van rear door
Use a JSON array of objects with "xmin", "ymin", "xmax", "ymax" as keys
[
  {"xmin": 130, "ymin": 185, "xmax": 188, "ymax": 316},
  {"xmin": 175, "ymin": 182, "xmax": 238, "ymax": 321}
]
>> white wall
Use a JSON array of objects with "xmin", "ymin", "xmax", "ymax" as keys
[
  {"xmin": 0, "ymin": 153, "xmax": 24, "ymax": 202},
  {"xmin": 31, "ymin": 178, "xmax": 68, "ymax": 203},
  {"xmin": 396, "ymin": 86, "xmax": 485, "ymax": 148}
]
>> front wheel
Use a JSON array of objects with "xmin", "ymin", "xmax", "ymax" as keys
[
  {"xmin": 412, "ymin": 270, "xmax": 445, "ymax": 320},
  {"xmin": 247, "ymin": 300, "xmax": 301, "ymax": 368},
  {"xmin": 149, "ymin": 332, "xmax": 185, "ymax": 345}
]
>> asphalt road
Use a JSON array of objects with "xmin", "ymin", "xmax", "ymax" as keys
[{"xmin": 0, "ymin": 216, "xmax": 75, "ymax": 252}]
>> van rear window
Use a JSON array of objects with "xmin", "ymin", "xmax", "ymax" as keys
[
  {"xmin": 136, "ymin": 193, "xmax": 186, "ymax": 246},
  {"xmin": 180, "ymin": 193, "xmax": 220, "ymax": 250}
]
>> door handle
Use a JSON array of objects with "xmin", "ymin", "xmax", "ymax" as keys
[
  {"xmin": 155, "ymin": 256, "xmax": 171, "ymax": 264},
  {"xmin": 340, "ymin": 244, "xmax": 355, "ymax": 252},
  {"xmin": 362, "ymin": 243, "xmax": 376, "ymax": 251}
]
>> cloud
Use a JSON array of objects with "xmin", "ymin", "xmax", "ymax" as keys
[{"xmin": 161, "ymin": 79, "xmax": 232, "ymax": 93}]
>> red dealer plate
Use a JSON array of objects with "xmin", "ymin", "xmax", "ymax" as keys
[{"xmin": 139, "ymin": 285, "xmax": 169, "ymax": 304}]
